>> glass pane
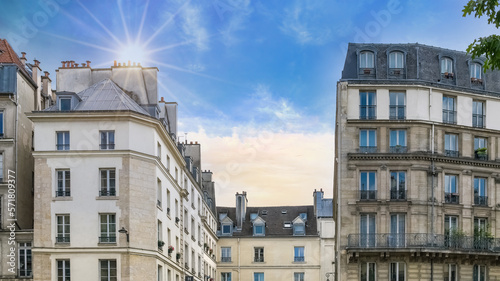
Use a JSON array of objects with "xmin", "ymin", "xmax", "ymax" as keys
[
  {"xmin": 368, "ymin": 172, "xmax": 376, "ymax": 191},
  {"xmin": 360, "ymin": 92, "xmax": 367, "ymax": 105},
  {"xmin": 360, "ymin": 173, "xmax": 367, "ymax": 191},
  {"xmin": 390, "ymin": 131, "xmax": 397, "ymax": 146},
  {"xmin": 360, "ymin": 130, "xmax": 367, "ymax": 147},
  {"xmin": 398, "ymin": 131, "xmax": 406, "ymax": 145},
  {"xmin": 368, "ymin": 130, "xmax": 376, "ymax": 146}
]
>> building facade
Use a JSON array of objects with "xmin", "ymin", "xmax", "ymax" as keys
[
  {"xmin": 28, "ymin": 61, "xmax": 217, "ymax": 281},
  {"xmin": 335, "ymin": 43, "xmax": 500, "ymax": 280},
  {"xmin": 216, "ymin": 190, "xmax": 334, "ymax": 281}
]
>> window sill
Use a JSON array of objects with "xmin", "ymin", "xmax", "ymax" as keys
[
  {"xmin": 97, "ymin": 242, "xmax": 117, "ymax": 246},
  {"xmin": 252, "ymin": 261, "xmax": 265, "ymax": 264},
  {"xmin": 96, "ymin": 196, "xmax": 119, "ymax": 200},
  {"xmin": 55, "ymin": 242, "xmax": 71, "ymax": 247},
  {"xmin": 292, "ymin": 261, "xmax": 306, "ymax": 264},
  {"xmin": 52, "ymin": 196, "xmax": 73, "ymax": 201}
]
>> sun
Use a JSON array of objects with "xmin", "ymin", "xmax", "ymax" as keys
[{"xmin": 116, "ymin": 44, "xmax": 149, "ymax": 65}]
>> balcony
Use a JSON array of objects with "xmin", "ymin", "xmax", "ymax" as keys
[
  {"xmin": 390, "ymin": 189, "xmax": 406, "ymax": 201},
  {"xmin": 99, "ymin": 236, "xmax": 116, "ymax": 243},
  {"xmin": 55, "ymin": 190, "xmax": 71, "ymax": 197},
  {"xmin": 472, "ymin": 114, "xmax": 485, "ymax": 128},
  {"xmin": 55, "ymin": 236, "xmax": 70, "ymax": 243},
  {"xmin": 442, "ymin": 110, "xmax": 456, "ymax": 124},
  {"xmin": 99, "ymin": 189, "xmax": 116, "ymax": 196},
  {"xmin": 445, "ymin": 150, "xmax": 459, "ymax": 157},
  {"xmin": 389, "ymin": 145, "xmax": 407, "ymax": 153},
  {"xmin": 475, "ymin": 150, "xmax": 488, "ymax": 161},
  {"xmin": 444, "ymin": 193, "xmax": 459, "ymax": 204},
  {"xmin": 56, "ymin": 144, "xmax": 70, "ymax": 150},
  {"xmin": 359, "ymin": 146, "xmax": 377, "ymax": 153},
  {"xmin": 389, "ymin": 105, "xmax": 405, "ymax": 120},
  {"xmin": 347, "ymin": 233, "xmax": 500, "ymax": 253},
  {"xmin": 254, "ymin": 257, "xmax": 264, "ymax": 262},
  {"xmin": 100, "ymin": 143, "xmax": 115, "ymax": 150},
  {"xmin": 360, "ymin": 106, "xmax": 376, "ymax": 120},
  {"xmin": 221, "ymin": 257, "xmax": 231, "ymax": 262},
  {"xmin": 474, "ymin": 195, "xmax": 488, "ymax": 206},
  {"xmin": 294, "ymin": 256, "xmax": 305, "ymax": 262},
  {"xmin": 359, "ymin": 190, "xmax": 377, "ymax": 201}
]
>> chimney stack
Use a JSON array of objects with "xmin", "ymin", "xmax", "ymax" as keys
[
  {"xmin": 20, "ymin": 52, "xmax": 27, "ymax": 66},
  {"xmin": 86, "ymin": 60, "xmax": 91, "ymax": 68},
  {"xmin": 235, "ymin": 192, "xmax": 248, "ymax": 230}
]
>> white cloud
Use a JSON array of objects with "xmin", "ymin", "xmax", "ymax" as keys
[
  {"xmin": 218, "ymin": 0, "xmax": 253, "ymax": 46},
  {"xmin": 181, "ymin": 5, "xmax": 209, "ymax": 51}
]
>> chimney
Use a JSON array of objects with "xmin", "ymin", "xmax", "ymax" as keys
[
  {"xmin": 114, "ymin": 60, "xmax": 117, "ymax": 67},
  {"xmin": 86, "ymin": 60, "xmax": 91, "ymax": 68},
  {"xmin": 313, "ymin": 189, "xmax": 324, "ymax": 217},
  {"xmin": 44, "ymin": 71, "xmax": 49, "ymax": 77},
  {"xmin": 159, "ymin": 97, "xmax": 165, "ymax": 103},
  {"xmin": 20, "ymin": 52, "xmax": 27, "ymax": 66},
  {"xmin": 235, "ymin": 191, "xmax": 248, "ymax": 230}
]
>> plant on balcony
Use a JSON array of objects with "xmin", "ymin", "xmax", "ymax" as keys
[
  {"xmin": 209, "ymin": 248, "xmax": 213, "ymax": 254},
  {"xmin": 158, "ymin": 240, "xmax": 165, "ymax": 249},
  {"xmin": 168, "ymin": 245, "xmax": 174, "ymax": 253},
  {"xmin": 475, "ymin": 147, "xmax": 487, "ymax": 155},
  {"xmin": 175, "ymin": 217, "xmax": 180, "ymax": 223},
  {"xmin": 474, "ymin": 224, "xmax": 493, "ymax": 250},
  {"xmin": 447, "ymin": 229, "xmax": 466, "ymax": 248},
  {"xmin": 176, "ymin": 253, "xmax": 181, "ymax": 260}
]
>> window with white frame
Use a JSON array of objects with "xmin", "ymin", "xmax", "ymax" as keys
[
  {"xmin": 472, "ymin": 101, "xmax": 485, "ymax": 128},
  {"xmin": 360, "ymin": 51, "xmax": 375, "ymax": 68},
  {"xmin": 389, "ymin": 51, "xmax": 404, "ymax": 68},
  {"xmin": 253, "ymin": 223, "xmax": 265, "ymax": 236},
  {"xmin": 56, "ymin": 214, "xmax": 70, "ymax": 243},
  {"xmin": 293, "ymin": 222, "xmax": 305, "ymax": 236},
  {"xmin": 294, "ymin": 246, "xmax": 304, "ymax": 262},
  {"xmin": 0, "ymin": 110, "xmax": 4, "ymax": 137},
  {"xmin": 56, "ymin": 131, "xmax": 70, "ymax": 150},
  {"xmin": 389, "ymin": 92, "xmax": 405, "ymax": 120},
  {"xmin": 59, "ymin": 97, "xmax": 71, "ymax": 111},
  {"xmin": 360, "ymin": 214, "xmax": 376, "ymax": 247},
  {"xmin": 254, "ymin": 247, "xmax": 264, "ymax": 262},
  {"xmin": 360, "ymin": 171, "xmax": 377, "ymax": 200},
  {"xmin": 254, "ymin": 272, "xmax": 264, "ymax": 281},
  {"xmin": 390, "ymin": 171, "xmax": 406, "ymax": 200},
  {"xmin": 100, "ymin": 259, "xmax": 117, "ymax": 281},
  {"xmin": 57, "ymin": 259, "xmax": 70, "ymax": 281},
  {"xmin": 444, "ymin": 175, "xmax": 459, "ymax": 204},
  {"xmin": 470, "ymin": 62, "xmax": 482, "ymax": 79},
  {"xmin": 473, "ymin": 264, "xmax": 486, "ymax": 281},
  {"xmin": 444, "ymin": 134, "xmax": 458, "ymax": 157},
  {"xmin": 56, "ymin": 170, "xmax": 71, "ymax": 197},
  {"xmin": 221, "ymin": 272, "xmax": 231, "ymax": 281},
  {"xmin": 0, "ymin": 153, "xmax": 3, "ymax": 182},
  {"xmin": 157, "ymin": 179, "xmax": 162, "ymax": 208},
  {"xmin": 441, "ymin": 57, "xmax": 453, "ymax": 74},
  {"xmin": 390, "ymin": 262, "xmax": 405, "ymax": 281},
  {"xmin": 359, "ymin": 129, "xmax": 377, "ymax": 153},
  {"xmin": 100, "ymin": 169, "xmax": 116, "ymax": 196},
  {"xmin": 294, "ymin": 273, "xmax": 304, "ymax": 281},
  {"xmin": 474, "ymin": 177, "xmax": 487, "ymax": 206},
  {"xmin": 389, "ymin": 130, "xmax": 406, "ymax": 153},
  {"xmin": 99, "ymin": 214, "xmax": 116, "ymax": 243},
  {"xmin": 18, "ymin": 242, "xmax": 32, "ymax": 277},
  {"xmin": 442, "ymin": 96, "xmax": 456, "ymax": 124},
  {"xmin": 474, "ymin": 137, "xmax": 487, "ymax": 157},
  {"xmin": 221, "ymin": 247, "xmax": 231, "ymax": 262},
  {"xmin": 360, "ymin": 262, "xmax": 376, "ymax": 281},
  {"xmin": 445, "ymin": 264, "xmax": 457, "ymax": 281},
  {"xmin": 100, "ymin": 131, "xmax": 115, "ymax": 150},
  {"xmin": 359, "ymin": 92, "xmax": 376, "ymax": 120}
]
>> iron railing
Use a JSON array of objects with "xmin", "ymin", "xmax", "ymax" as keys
[
  {"xmin": 359, "ymin": 146, "xmax": 377, "ymax": 153},
  {"xmin": 56, "ymin": 236, "xmax": 70, "ymax": 243},
  {"xmin": 100, "ymin": 143, "xmax": 115, "ymax": 150},
  {"xmin": 99, "ymin": 236, "xmax": 116, "ymax": 243},
  {"xmin": 442, "ymin": 110, "xmax": 456, "ymax": 124},
  {"xmin": 347, "ymin": 233, "xmax": 500, "ymax": 253},
  {"xmin": 474, "ymin": 151, "xmax": 488, "ymax": 161},
  {"xmin": 56, "ymin": 144, "xmax": 70, "ymax": 150},
  {"xmin": 474, "ymin": 195, "xmax": 488, "ymax": 206},
  {"xmin": 444, "ymin": 193, "xmax": 459, "ymax": 204},
  {"xmin": 445, "ymin": 150, "xmax": 459, "ymax": 157},
  {"xmin": 294, "ymin": 256, "xmax": 305, "ymax": 262},
  {"xmin": 389, "ymin": 146, "xmax": 407, "ymax": 153},
  {"xmin": 390, "ymin": 189, "xmax": 406, "ymax": 200},
  {"xmin": 221, "ymin": 257, "xmax": 231, "ymax": 262},
  {"xmin": 55, "ymin": 190, "xmax": 71, "ymax": 197},
  {"xmin": 99, "ymin": 189, "xmax": 116, "ymax": 196},
  {"xmin": 389, "ymin": 105, "xmax": 405, "ymax": 120},
  {"xmin": 360, "ymin": 106, "xmax": 376, "ymax": 120},
  {"xmin": 472, "ymin": 114, "xmax": 485, "ymax": 128},
  {"xmin": 359, "ymin": 190, "xmax": 377, "ymax": 201}
]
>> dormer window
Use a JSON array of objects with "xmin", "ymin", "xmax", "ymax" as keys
[
  {"xmin": 59, "ymin": 98, "xmax": 71, "ymax": 111},
  {"xmin": 284, "ymin": 221, "xmax": 292, "ymax": 228},
  {"xmin": 360, "ymin": 51, "xmax": 374, "ymax": 69},
  {"xmin": 293, "ymin": 223, "xmax": 305, "ymax": 236},
  {"xmin": 441, "ymin": 57, "xmax": 453, "ymax": 78},
  {"xmin": 222, "ymin": 224, "xmax": 232, "ymax": 235},
  {"xmin": 299, "ymin": 213, "xmax": 307, "ymax": 221},
  {"xmin": 389, "ymin": 51, "xmax": 404, "ymax": 69},
  {"xmin": 471, "ymin": 63, "xmax": 482, "ymax": 79},
  {"xmin": 253, "ymin": 224, "xmax": 265, "ymax": 236},
  {"xmin": 219, "ymin": 215, "xmax": 233, "ymax": 236},
  {"xmin": 250, "ymin": 213, "xmax": 258, "ymax": 221}
]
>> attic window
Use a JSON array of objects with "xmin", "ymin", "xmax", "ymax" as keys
[
  {"xmin": 250, "ymin": 213, "xmax": 258, "ymax": 220},
  {"xmin": 299, "ymin": 213, "xmax": 307, "ymax": 221},
  {"xmin": 219, "ymin": 213, "xmax": 227, "ymax": 221},
  {"xmin": 284, "ymin": 221, "xmax": 292, "ymax": 228},
  {"xmin": 293, "ymin": 223, "xmax": 305, "ymax": 236},
  {"xmin": 281, "ymin": 210, "xmax": 287, "ymax": 214},
  {"xmin": 261, "ymin": 210, "xmax": 267, "ymax": 215},
  {"xmin": 253, "ymin": 223, "xmax": 265, "ymax": 236},
  {"xmin": 59, "ymin": 97, "xmax": 71, "ymax": 111}
]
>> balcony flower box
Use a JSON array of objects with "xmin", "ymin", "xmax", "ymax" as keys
[{"xmin": 168, "ymin": 245, "xmax": 174, "ymax": 253}]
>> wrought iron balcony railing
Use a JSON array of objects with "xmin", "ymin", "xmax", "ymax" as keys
[
  {"xmin": 221, "ymin": 257, "xmax": 231, "ymax": 262},
  {"xmin": 390, "ymin": 189, "xmax": 406, "ymax": 200},
  {"xmin": 56, "ymin": 236, "xmax": 70, "ymax": 243},
  {"xmin": 472, "ymin": 114, "xmax": 485, "ymax": 128},
  {"xmin": 442, "ymin": 110, "xmax": 456, "ymax": 124},
  {"xmin": 55, "ymin": 190, "xmax": 71, "ymax": 197},
  {"xmin": 294, "ymin": 256, "xmax": 305, "ymax": 262},
  {"xmin": 389, "ymin": 105, "xmax": 405, "ymax": 120},
  {"xmin": 347, "ymin": 233, "xmax": 500, "ymax": 253},
  {"xmin": 360, "ymin": 106, "xmax": 376, "ymax": 120},
  {"xmin": 445, "ymin": 150, "xmax": 459, "ymax": 157},
  {"xmin": 474, "ymin": 195, "xmax": 488, "ymax": 206},
  {"xmin": 474, "ymin": 151, "xmax": 488, "ymax": 161},
  {"xmin": 99, "ymin": 236, "xmax": 116, "ymax": 243},
  {"xmin": 359, "ymin": 190, "xmax": 377, "ymax": 201},
  {"xmin": 100, "ymin": 143, "xmax": 115, "ymax": 150},
  {"xmin": 359, "ymin": 146, "xmax": 377, "ymax": 153},
  {"xmin": 444, "ymin": 193, "xmax": 459, "ymax": 204},
  {"xmin": 389, "ymin": 146, "xmax": 407, "ymax": 153},
  {"xmin": 99, "ymin": 189, "xmax": 116, "ymax": 196}
]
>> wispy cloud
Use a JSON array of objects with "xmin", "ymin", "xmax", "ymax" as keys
[
  {"xmin": 218, "ymin": 0, "xmax": 253, "ymax": 46},
  {"xmin": 181, "ymin": 4, "xmax": 209, "ymax": 51}
]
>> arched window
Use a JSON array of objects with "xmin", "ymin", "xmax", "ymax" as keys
[
  {"xmin": 360, "ymin": 51, "xmax": 375, "ymax": 68},
  {"xmin": 389, "ymin": 51, "xmax": 404, "ymax": 68},
  {"xmin": 470, "ymin": 62, "xmax": 482, "ymax": 79},
  {"xmin": 441, "ymin": 57, "xmax": 453, "ymax": 74}
]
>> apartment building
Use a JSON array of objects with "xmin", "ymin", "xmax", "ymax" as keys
[
  {"xmin": 28, "ymin": 61, "xmax": 217, "ymax": 281},
  {"xmin": 0, "ymin": 38, "xmax": 55, "ymax": 280},
  {"xmin": 335, "ymin": 43, "xmax": 500, "ymax": 280},
  {"xmin": 216, "ymin": 190, "xmax": 334, "ymax": 281}
]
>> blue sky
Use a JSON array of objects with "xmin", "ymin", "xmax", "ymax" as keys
[{"xmin": 1, "ymin": 0, "xmax": 499, "ymax": 206}]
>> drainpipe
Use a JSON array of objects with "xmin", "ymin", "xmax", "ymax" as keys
[
  {"xmin": 429, "ymin": 88, "xmax": 435, "ymax": 281},
  {"xmin": 238, "ymin": 238, "xmax": 241, "ymax": 281},
  {"xmin": 335, "ymin": 83, "xmax": 343, "ymax": 281}
]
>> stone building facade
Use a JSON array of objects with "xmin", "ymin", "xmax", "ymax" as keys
[{"xmin": 335, "ymin": 43, "xmax": 500, "ymax": 280}]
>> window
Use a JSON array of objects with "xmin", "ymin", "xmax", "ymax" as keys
[
  {"xmin": 166, "ymin": 189, "xmax": 171, "ymax": 215},
  {"xmin": 158, "ymin": 265, "xmax": 163, "ymax": 281},
  {"xmin": 444, "ymin": 215, "xmax": 458, "ymax": 247},
  {"xmin": 293, "ymin": 222, "xmax": 305, "ymax": 236},
  {"xmin": 360, "ymin": 262, "xmax": 376, "ymax": 281},
  {"xmin": 100, "ymin": 131, "xmax": 115, "ymax": 150},
  {"xmin": 442, "ymin": 96, "xmax": 456, "ymax": 124},
  {"xmin": 390, "ymin": 214, "xmax": 405, "ymax": 247},
  {"xmin": 389, "ymin": 130, "xmax": 406, "ymax": 153},
  {"xmin": 100, "ymin": 169, "xmax": 116, "ymax": 196},
  {"xmin": 158, "ymin": 220, "xmax": 163, "ymax": 246},
  {"xmin": 359, "ymin": 129, "xmax": 376, "ymax": 153},
  {"xmin": 473, "ymin": 101, "xmax": 485, "ymax": 128},
  {"xmin": 250, "ymin": 213, "xmax": 258, "ymax": 220},
  {"xmin": 444, "ymin": 175, "xmax": 459, "ymax": 204},
  {"xmin": 360, "ymin": 51, "xmax": 374, "ymax": 68},
  {"xmin": 59, "ymin": 98, "xmax": 71, "ymax": 111},
  {"xmin": 471, "ymin": 62, "xmax": 482, "ymax": 79},
  {"xmin": 474, "ymin": 177, "xmax": 487, "ymax": 206},
  {"xmin": 0, "ymin": 153, "xmax": 3, "ymax": 182},
  {"xmin": 360, "ymin": 92, "xmax": 376, "ymax": 120},
  {"xmin": 389, "ymin": 51, "xmax": 404, "ymax": 69},
  {"xmin": 254, "ymin": 273, "xmax": 264, "ymax": 281},
  {"xmin": 56, "ymin": 215, "xmax": 70, "ymax": 243},
  {"xmin": 441, "ymin": 57, "xmax": 453, "ymax": 74},
  {"xmin": 99, "ymin": 214, "xmax": 116, "ymax": 243},
  {"xmin": 253, "ymin": 224, "xmax": 265, "ymax": 236},
  {"xmin": 390, "ymin": 262, "xmax": 405, "ymax": 281},
  {"xmin": 18, "ymin": 242, "xmax": 32, "ymax": 277},
  {"xmin": 389, "ymin": 92, "xmax": 405, "ymax": 120},
  {"xmin": 473, "ymin": 264, "xmax": 486, "ymax": 281},
  {"xmin": 57, "ymin": 260, "xmax": 70, "ymax": 281},
  {"xmin": 56, "ymin": 131, "xmax": 70, "ymax": 150},
  {"xmin": 157, "ymin": 142, "xmax": 161, "ymax": 159},
  {"xmin": 157, "ymin": 179, "xmax": 162, "ymax": 208},
  {"xmin": 445, "ymin": 264, "xmax": 457, "ymax": 281},
  {"xmin": 0, "ymin": 110, "xmax": 4, "ymax": 137},
  {"xmin": 166, "ymin": 155, "xmax": 171, "ymax": 171},
  {"xmin": 254, "ymin": 247, "xmax": 264, "ymax": 262},
  {"xmin": 444, "ymin": 134, "xmax": 458, "ymax": 157},
  {"xmin": 221, "ymin": 273, "xmax": 232, "ymax": 281},
  {"xmin": 294, "ymin": 246, "xmax": 304, "ymax": 262},
  {"xmin": 294, "ymin": 273, "xmax": 304, "ymax": 281},
  {"xmin": 474, "ymin": 137, "xmax": 487, "ymax": 160},
  {"xmin": 360, "ymin": 214, "xmax": 376, "ymax": 247},
  {"xmin": 360, "ymin": 171, "xmax": 376, "ymax": 200},
  {"xmin": 100, "ymin": 260, "xmax": 117, "ymax": 281},
  {"xmin": 221, "ymin": 247, "xmax": 231, "ymax": 262},
  {"xmin": 221, "ymin": 223, "xmax": 232, "ymax": 235},
  {"xmin": 56, "ymin": 170, "xmax": 71, "ymax": 197},
  {"xmin": 390, "ymin": 171, "xmax": 406, "ymax": 200}
]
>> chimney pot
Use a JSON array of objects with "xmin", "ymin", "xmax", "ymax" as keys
[
  {"xmin": 133, "ymin": 62, "xmax": 136, "ymax": 66},
  {"xmin": 44, "ymin": 71, "xmax": 49, "ymax": 77},
  {"xmin": 128, "ymin": 60, "xmax": 131, "ymax": 66},
  {"xmin": 138, "ymin": 62, "xmax": 141, "ymax": 67},
  {"xmin": 21, "ymin": 52, "xmax": 26, "ymax": 59},
  {"xmin": 81, "ymin": 63, "xmax": 86, "ymax": 67},
  {"xmin": 86, "ymin": 61, "xmax": 91, "ymax": 68},
  {"xmin": 74, "ymin": 63, "xmax": 79, "ymax": 67},
  {"xmin": 114, "ymin": 60, "xmax": 117, "ymax": 67},
  {"xmin": 195, "ymin": 141, "xmax": 198, "ymax": 144},
  {"xmin": 160, "ymin": 97, "xmax": 164, "ymax": 102},
  {"xmin": 118, "ymin": 63, "xmax": 121, "ymax": 66},
  {"xmin": 34, "ymin": 59, "xmax": 40, "ymax": 66},
  {"xmin": 190, "ymin": 141, "xmax": 193, "ymax": 144}
]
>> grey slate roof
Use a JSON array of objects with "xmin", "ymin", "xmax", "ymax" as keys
[
  {"xmin": 45, "ymin": 78, "xmax": 150, "ymax": 115},
  {"xmin": 341, "ymin": 43, "xmax": 500, "ymax": 95},
  {"xmin": 217, "ymin": 205, "xmax": 318, "ymax": 237}
]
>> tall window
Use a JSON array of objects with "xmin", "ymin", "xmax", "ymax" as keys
[
  {"xmin": 0, "ymin": 110, "xmax": 4, "ymax": 137},
  {"xmin": 442, "ymin": 96, "xmax": 456, "ymax": 124},
  {"xmin": 56, "ymin": 170, "xmax": 71, "ymax": 197},
  {"xmin": 221, "ymin": 273, "xmax": 231, "ymax": 281},
  {"xmin": 473, "ymin": 101, "xmax": 485, "ymax": 128},
  {"xmin": 56, "ymin": 215, "xmax": 70, "ymax": 243},
  {"xmin": 56, "ymin": 131, "xmax": 70, "ymax": 150},
  {"xmin": 100, "ymin": 260, "xmax": 117, "ymax": 281},
  {"xmin": 446, "ymin": 264, "xmax": 457, "ymax": 281},
  {"xmin": 360, "ymin": 171, "xmax": 376, "ymax": 200},
  {"xmin": 360, "ymin": 262, "xmax": 376, "ymax": 281},
  {"xmin": 294, "ymin": 273, "xmax": 305, "ymax": 281},
  {"xmin": 389, "ymin": 52, "xmax": 404, "ymax": 69},
  {"xmin": 474, "ymin": 137, "xmax": 487, "ymax": 160},
  {"xmin": 158, "ymin": 265, "xmax": 163, "ymax": 281},
  {"xmin": 359, "ymin": 129, "xmax": 376, "ymax": 153},
  {"xmin": 294, "ymin": 246, "xmax": 304, "ymax": 262},
  {"xmin": 221, "ymin": 247, "xmax": 231, "ymax": 262},
  {"xmin": 473, "ymin": 264, "xmax": 486, "ymax": 281},
  {"xmin": 390, "ymin": 171, "xmax": 406, "ymax": 200},
  {"xmin": 57, "ymin": 260, "xmax": 70, "ymax": 281},
  {"xmin": 100, "ymin": 169, "xmax": 116, "ymax": 196},
  {"xmin": 18, "ymin": 242, "xmax": 32, "ymax": 277},
  {"xmin": 360, "ymin": 92, "xmax": 376, "ymax": 120},
  {"xmin": 389, "ymin": 92, "xmax": 405, "ymax": 120},
  {"xmin": 59, "ymin": 98, "xmax": 71, "ymax": 111},
  {"xmin": 444, "ymin": 134, "xmax": 458, "ymax": 157},
  {"xmin": 474, "ymin": 177, "xmax": 487, "ymax": 206},
  {"xmin": 360, "ymin": 214, "xmax": 376, "ymax": 247},
  {"xmin": 390, "ymin": 214, "xmax": 405, "ymax": 247},
  {"xmin": 157, "ymin": 179, "xmax": 162, "ymax": 208},
  {"xmin": 360, "ymin": 51, "xmax": 375, "ymax": 68},
  {"xmin": 444, "ymin": 175, "xmax": 459, "ymax": 204},
  {"xmin": 390, "ymin": 262, "xmax": 405, "ymax": 281},
  {"xmin": 471, "ymin": 62, "xmax": 482, "ymax": 79},
  {"xmin": 254, "ymin": 247, "xmax": 264, "ymax": 262},
  {"xmin": 0, "ymin": 153, "xmax": 3, "ymax": 182},
  {"xmin": 166, "ymin": 189, "xmax": 171, "ymax": 214},
  {"xmin": 254, "ymin": 273, "xmax": 264, "ymax": 281},
  {"xmin": 99, "ymin": 214, "xmax": 116, "ymax": 243},
  {"xmin": 389, "ymin": 130, "xmax": 406, "ymax": 153},
  {"xmin": 441, "ymin": 57, "xmax": 453, "ymax": 74},
  {"xmin": 157, "ymin": 142, "xmax": 162, "ymax": 159},
  {"xmin": 444, "ymin": 215, "xmax": 458, "ymax": 247},
  {"xmin": 100, "ymin": 131, "xmax": 115, "ymax": 150}
]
